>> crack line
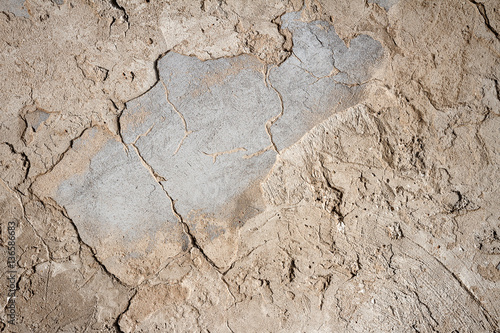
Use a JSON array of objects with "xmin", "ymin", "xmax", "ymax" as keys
[
  {"xmin": 469, "ymin": 0, "xmax": 499, "ymax": 40},
  {"xmin": 130, "ymin": 143, "xmax": 165, "ymax": 182},
  {"xmin": 129, "ymin": 143, "xmax": 223, "ymax": 274},
  {"xmin": 160, "ymin": 80, "xmax": 193, "ymax": 155},
  {"xmin": 265, "ymin": 65, "xmax": 285, "ymax": 153},
  {"xmin": 202, "ymin": 147, "xmax": 247, "ymax": 163},
  {"xmin": 0, "ymin": 178, "xmax": 52, "ymax": 260},
  {"xmin": 243, "ymin": 144, "xmax": 274, "ymax": 159},
  {"xmin": 133, "ymin": 125, "xmax": 154, "ymax": 144}
]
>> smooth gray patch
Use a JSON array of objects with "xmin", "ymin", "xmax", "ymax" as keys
[
  {"xmin": 269, "ymin": 12, "xmax": 383, "ymax": 151},
  {"xmin": 0, "ymin": 0, "xmax": 29, "ymax": 18},
  {"xmin": 124, "ymin": 53, "xmax": 280, "ymax": 217},
  {"xmin": 368, "ymin": 0, "xmax": 399, "ymax": 11},
  {"xmin": 57, "ymin": 129, "xmax": 178, "ymax": 245},
  {"xmin": 26, "ymin": 109, "xmax": 50, "ymax": 131}
]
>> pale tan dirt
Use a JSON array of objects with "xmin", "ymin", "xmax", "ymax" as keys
[{"xmin": 0, "ymin": 0, "xmax": 499, "ymax": 332}]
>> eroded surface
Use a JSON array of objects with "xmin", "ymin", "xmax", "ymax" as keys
[
  {"xmin": 36, "ymin": 12, "xmax": 385, "ymax": 278},
  {"xmin": 1, "ymin": 0, "xmax": 499, "ymax": 332}
]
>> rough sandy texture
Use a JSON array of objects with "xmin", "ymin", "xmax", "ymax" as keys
[{"xmin": 1, "ymin": 0, "xmax": 499, "ymax": 332}]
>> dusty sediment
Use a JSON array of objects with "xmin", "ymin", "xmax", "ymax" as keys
[{"xmin": 0, "ymin": 0, "xmax": 499, "ymax": 332}]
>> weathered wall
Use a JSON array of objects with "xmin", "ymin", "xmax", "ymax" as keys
[{"xmin": 0, "ymin": 0, "xmax": 499, "ymax": 332}]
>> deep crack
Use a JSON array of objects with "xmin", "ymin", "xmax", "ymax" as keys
[{"xmin": 129, "ymin": 142, "xmax": 223, "ymax": 273}]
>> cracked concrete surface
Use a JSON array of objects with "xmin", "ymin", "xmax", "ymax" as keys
[{"xmin": 1, "ymin": 0, "xmax": 499, "ymax": 332}]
